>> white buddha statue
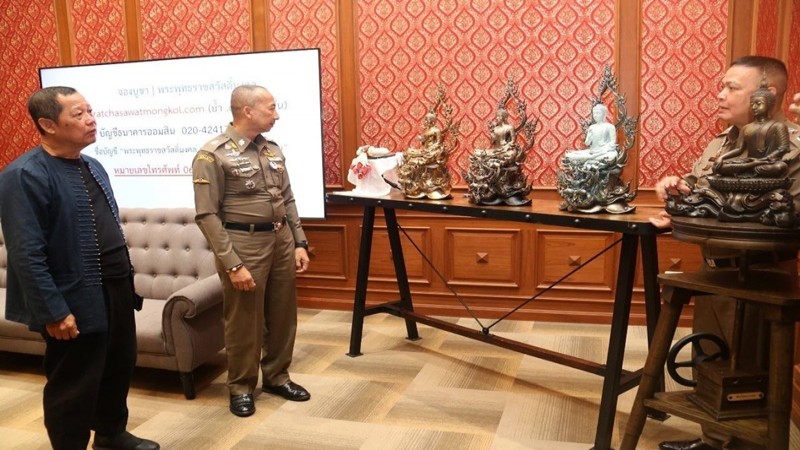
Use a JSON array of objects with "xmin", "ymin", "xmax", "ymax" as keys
[{"xmin": 563, "ymin": 103, "xmax": 618, "ymax": 166}]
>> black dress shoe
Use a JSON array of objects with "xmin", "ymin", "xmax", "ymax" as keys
[
  {"xmin": 229, "ymin": 393, "xmax": 256, "ymax": 417},
  {"xmin": 659, "ymin": 438, "xmax": 716, "ymax": 450},
  {"xmin": 263, "ymin": 380, "xmax": 310, "ymax": 401},
  {"xmin": 92, "ymin": 431, "xmax": 160, "ymax": 450}
]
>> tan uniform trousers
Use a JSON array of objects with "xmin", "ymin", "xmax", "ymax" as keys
[
  {"xmin": 693, "ymin": 260, "xmax": 797, "ymax": 450},
  {"xmin": 217, "ymin": 225, "xmax": 297, "ymax": 395}
]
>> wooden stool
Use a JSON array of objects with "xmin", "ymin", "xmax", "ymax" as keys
[{"xmin": 620, "ymin": 269, "xmax": 800, "ymax": 450}]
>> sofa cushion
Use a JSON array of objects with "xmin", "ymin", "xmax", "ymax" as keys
[
  {"xmin": 0, "ymin": 289, "xmax": 42, "ymax": 341},
  {"xmin": 135, "ymin": 298, "xmax": 168, "ymax": 355},
  {"xmin": 121, "ymin": 209, "xmax": 217, "ymax": 301}
]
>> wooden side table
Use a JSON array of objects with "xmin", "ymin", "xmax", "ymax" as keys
[{"xmin": 621, "ymin": 216, "xmax": 800, "ymax": 450}]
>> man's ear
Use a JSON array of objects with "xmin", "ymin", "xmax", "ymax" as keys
[
  {"xmin": 768, "ymin": 86, "xmax": 778, "ymax": 97},
  {"xmin": 37, "ymin": 117, "xmax": 58, "ymax": 135}
]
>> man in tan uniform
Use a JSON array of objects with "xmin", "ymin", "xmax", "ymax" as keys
[
  {"xmin": 192, "ymin": 85, "xmax": 311, "ymax": 417},
  {"xmin": 652, "ymin": 57, "xmax": 800, "ymax": 450}
]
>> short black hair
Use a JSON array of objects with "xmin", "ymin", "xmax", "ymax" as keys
[
  {"xmin": 27, "ymin": 86, "xmax": 78, "ymax": 135},
  {"xmin": 730, "ymin": 56, "xmax": 788, "ymax": 102}
]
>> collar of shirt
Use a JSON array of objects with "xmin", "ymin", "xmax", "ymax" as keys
[{"xmin": 223, "ymin": 124, "xmax": 268, "ymax": 152}]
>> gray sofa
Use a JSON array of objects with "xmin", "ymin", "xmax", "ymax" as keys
[{"xmin": 0, "ymin": 208, "xmax": 224, "ymax": 399}]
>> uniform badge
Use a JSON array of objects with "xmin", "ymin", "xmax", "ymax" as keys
[
  {"xmin": 245, "ymin": 178, "xmax": 256, "ymax": 189},
  {"xmin": 195, "ymin": 153, "xmax": 214, "ymax": 163},
  {"xmin": 266, "ymin": 154, "xmax": 283, "ymax": 173}
]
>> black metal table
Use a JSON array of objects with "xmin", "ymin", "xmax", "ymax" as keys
[{"xmin": 326, "ymin": 191, "xmax": 668, "ymax": 450}]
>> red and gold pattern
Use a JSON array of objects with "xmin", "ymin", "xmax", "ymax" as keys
[
  {"xmin": 0, "ymin": 0, "xmax": 794, "ymax": 185},
  {"xmin": 270, "ymin": 0, "xmax": 341, "ymax": 186},
  {"xmin": 639, "ymin": 0, "xmax": 728, "ymax": 186},
  {"xmin": 0, "ymin": 0, "xmax": 59, "ymax": 167},
  {"xmin": 786, "ymin": 0, "xmax": 800, "ymax": 118},
  {"xmin": 70, "ymin": 0, "xmax": 127, "ymax": 64},
  {"xmin": 357, "ymin": 0, "xmax": 616, "ymax": 187},
  {"xmin": 755, "ymin": 0, "xmax": 779, "ymax": 58},
  {"xmin": 140, "ymin": 0, "xmax": 251, "ymax": 59}
]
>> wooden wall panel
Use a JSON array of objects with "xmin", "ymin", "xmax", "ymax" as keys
[
  {"xmin": 301, "ymin": 224, "xmax": 348, "ymax": 280},
  {"xmin": 368, "ymin": 226, "xmax": 431, "ymax": 285},
  {"xmin": 445, "ymin": 228, "xmax": 522, "ymax": 288},
  {"xmin": 536, "ymin": 230, "xmax": 617, "ymax": 292}
]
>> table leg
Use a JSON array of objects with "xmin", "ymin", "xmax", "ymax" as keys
[
  {"xmin": 383, "ymin": 208, "xmax": 419, "ymax": 341},
  {"xmin": 347, "ymin": 206, "xmax": 376, "ymax": 357},
  {"xmin": 767, "ymin": 317, "xmax": 794, "ymax": 450},
  {"xmin": 640, "ymin": 234, "xmax": 668, "ymax": 420},
  {"xmin": 620, "ymin": 285, "xmax": 689, "ymax": 450},
  {"xmin": 593, "ymin": 234, "xmax": 638, "ymax": 450}
]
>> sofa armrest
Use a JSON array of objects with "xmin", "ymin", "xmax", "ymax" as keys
[
  {"xmin": 161, "ymin": 273, "xmax": 224, "ymax": 360},
  {"xmin": 163, "ymin": 274, "xmax": 223, "ymax": 319}
]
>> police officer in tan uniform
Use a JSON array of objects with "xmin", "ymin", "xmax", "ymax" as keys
[
  {"xmin": 652, "ymin": 57, "xmax": 800, "ymax": 450},
  {"xmin": 192, "ymin": 85, "xmax": 310, "ymax": 417}
]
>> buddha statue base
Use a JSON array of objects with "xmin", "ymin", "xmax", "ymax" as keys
[{"xmin": 667, "ymin": 176, "xmax": 799, "ymax": 228}]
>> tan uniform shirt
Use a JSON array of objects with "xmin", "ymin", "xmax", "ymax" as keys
[{"xmin": 192, "ymin": 125, "xmax": 307, "ymax": 270}]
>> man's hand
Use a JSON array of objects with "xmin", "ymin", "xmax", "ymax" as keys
[
  {"xmin": 46, "ymin": 314, "xmax": 79, "ymax": 340},
  {"xmin": 649, "ymin": 210, "xmax": 673, "ymax": 229},
  {"xmin": 229, "ymin": 266, "xmax": 256, "ymax": 291},
  {"xmin": 790, "ymin": 92, "xmax": 800, "ymax": 119},
  {"xmin": 295, "ymin": 247, "xmax": 309, "ymax": 273},
  {"xmin": 654, "ymin": 175, "xmax": 691, "ymax": 202}
]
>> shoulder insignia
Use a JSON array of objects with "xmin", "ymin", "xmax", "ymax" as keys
[
  {"xmin": 200, "ymin": 134, "xmax": 230, "ymax": 152},
  {"xmin": 195, "ymin": 153, "xmax": 215, "ymax": 163},
  {"xmin": 193, "ymin": 177, "xmax": 211, "ymax": 184}
]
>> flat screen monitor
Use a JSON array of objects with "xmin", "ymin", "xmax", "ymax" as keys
[{"xmin": 39, "ymin": 48, "xmax": 326, "ymax": 219}]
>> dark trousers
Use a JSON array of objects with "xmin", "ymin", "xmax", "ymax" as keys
[{"xmin": 42, "ymin": 277, "xmax": 137, "ymax": 450}]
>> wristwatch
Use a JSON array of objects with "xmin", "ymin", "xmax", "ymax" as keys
[
  {"xmin": 295, "ymin": 241, "xmax": 309, "ymax": 250},
  {"xmin": 228, "ymin": 263, "xmax": 244, "ymax": 273}
]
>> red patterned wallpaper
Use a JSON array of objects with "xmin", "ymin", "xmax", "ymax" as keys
[
  {"xmin": 70, "ymin": 0, "xmax": 127, "ymax": 64},
  {"xmin": 755, "ymin": 0, "xmax": 779, "ymax": 57},
  {"xmin": 0, "ymin": 0, "xmax": 59, "ymax": 167},
  {"xmin": 269, "ymin": 0, "xmax": 342, "ymax": 186},
  {"xmin": 786, "ymin": 0, "xmax": 800, "ymax": 118},
  {"xmin": 638, "ymin": 0, "xmax": 728, "ymax": 187},
  {"xmin": 357, "ymin": 0, "xmax": 616, "ymax": 187},
  {"xmin": 140, "ymin": 0, "xmax": 251, "ymax": 59}
]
